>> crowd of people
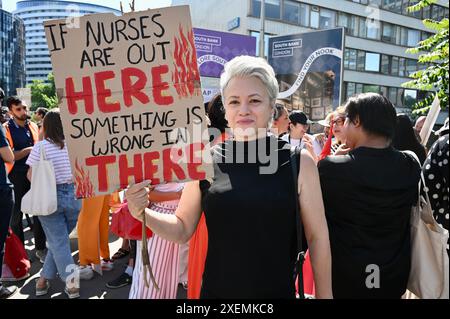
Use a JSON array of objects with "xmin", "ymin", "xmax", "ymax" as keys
[{"xmin": 0, "ymin": 55, "xmax": 448, "ymax": 299}]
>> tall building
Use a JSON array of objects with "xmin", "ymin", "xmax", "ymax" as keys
[
  {"xmin": 14, "ymin": 0, "xmax": 121, "ymax": 85},
  {"xmin": 0, "ymin": 7, "xmax": 26, "ymax": 97},
  {"xmin": 173, "ymin": 0, "xmax": 448, "ymax": 114}
]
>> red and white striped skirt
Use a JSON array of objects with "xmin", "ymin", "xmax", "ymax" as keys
[{"xmin": 129, "ymin": 202, "xmax": 180, "ymax": 299}]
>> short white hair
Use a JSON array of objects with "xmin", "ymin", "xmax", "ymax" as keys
[{"xmin": 220, "ymin": 56, "xmax": 279, "ymax": 105}]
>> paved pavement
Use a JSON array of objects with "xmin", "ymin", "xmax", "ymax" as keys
[{"xmin": 6, "ymin": 218, "xmax": 187, "ymax": 299}]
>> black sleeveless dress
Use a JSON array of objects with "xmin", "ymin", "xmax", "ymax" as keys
[{"xmin": 199, "ymin": 136, "xmax": 297, "ymax": 299}]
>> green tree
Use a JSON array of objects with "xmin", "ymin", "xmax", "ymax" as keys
[
  {"xmin": 28, "ymin": 72, "xmax": 58, "ymax": 111},
  {"xmin": 402, "ymin": 0, "xmax": 449, "ymax": 115}
]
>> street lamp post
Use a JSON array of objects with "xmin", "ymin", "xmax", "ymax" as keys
[{"xmin": 259, "ymin": 0, "xmax": 265, "ymax": 58}]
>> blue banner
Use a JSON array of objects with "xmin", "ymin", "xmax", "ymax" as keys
[{"xmin": 268, "ymin": 28, "xmax": 344, "ymax": 121}]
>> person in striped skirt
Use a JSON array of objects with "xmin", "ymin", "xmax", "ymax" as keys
[{"xmin": 129, "ymin": 182, "xmax": 184, "ymax": 299}]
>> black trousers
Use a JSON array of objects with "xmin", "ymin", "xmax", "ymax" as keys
[
  {"xmin": 0, "ymin": 187, "xmax": 14, "ymax": 279},
  {"xmin": 8, "ymin": 167, "xmax": 46, "ymax": 250}
]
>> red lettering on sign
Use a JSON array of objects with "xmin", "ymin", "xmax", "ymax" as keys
[
  {"xmin": 95, "ymin": 71, "xmax": 120, "ymax": 113},
  {"xmin": 162, "ymin": 147, "xmax": 186, "ymax": 182},
  {"xmin": 85, "ymin": 155, "xmax": 116, "ymax": 192},
  {"xmin": 187, "ymin": 142, "xmax": 206, "ymax": 180},
  {"xmin": 65, "ymin": 65, "xmax": 174, "ymax": 114},
  {"xmin": 83, "ymin": 143, "xmax": 207, "ymax": 193},
  {"xmin": 152, "ymin": 65, "xmax": 174, "ymax": 106},
  {"xmin": 119, "ymin": 154, "xmax": 143, "ymax": 189},
  {"xmin": 66, "ymin": 76, "xmax": 94, "ymax": 115},
  {"xmin": 121, "ymin": 67, "xmax": 150, "ymax": 107},
  {"xmin": 143, "ymin": 151, "xmax": 161, "ymax": 185}
]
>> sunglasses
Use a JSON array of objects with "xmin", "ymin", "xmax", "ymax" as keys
[{"xmin": 331, "ymin": 117, "xmax": 345, "ymax": 126}]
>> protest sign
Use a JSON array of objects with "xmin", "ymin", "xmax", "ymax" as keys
[
  {"xmin": 420, "ymin": 94, "xmax": 441, "ymax": 146},
  {"xmin": 44, "ymin": 5, "xmax": 213, "ymax": 198}
]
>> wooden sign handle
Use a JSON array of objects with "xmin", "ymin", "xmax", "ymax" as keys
[{"xmin": 141, "ymin": 210, "xmax": 159, "ymax": 290}]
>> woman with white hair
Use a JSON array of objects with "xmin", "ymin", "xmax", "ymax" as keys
[{"xmin": 126, "ymin": 56, "xmax": 332, "ymax": 299}]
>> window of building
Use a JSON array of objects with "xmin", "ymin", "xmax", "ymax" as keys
[
  {"xmin": 383, "ymin": 0, "xmax": 402, "ymax": 13},
  {"xmin": 407, "ymin": 29, "xmax": 420, "ymax": 46},
  {"xmin": 381, "ymin": 54, "xmax": 390, "ymax": 74},
  {"xmin": 357, "ymin": 50, "xmax": 366, "ymax": 71},
  {"xmin": 388, "ymin": 87, "xmax": 397, "ymax": 105},
  {"xmin": 358, "ymin": 17, "xmax": 366, "ymax": 38},
  {"xmin": 338, "ymin": 12, "xmax": 358, "ymax": 36},
  {"xmin": 380, "ymin": 86, "xmax": 388, "ymax": 97},
  {"xmin": 319, "ymin": 8, "xmax": 336, "ymax": 29},
  {"xmin": 365, "ymin": 18, "xmax": 380, "ymax": 40},
  {"xmin": 299, "ymin": 4, "xmax": 310, "ymax": 27},
  {"xmin": 391, "ymin": 56, "xmax": 399, "ymax": 76},
  {"xmin": 400, "ymin": 27, "xmax": 408, "ymax": 46},
  {"xmin": 356, "ymin": 83, "xmax": 364, "ymax": 94},
  {"xmin": 348, "ymin": 48, "xmax": 357, "ymax": 70},
  {"xmin": 405, "ymin": 59, "xmax": 417, "ymax": 76},
  {"xmin": 382, "ymin": 22, "xmax": 399, "ymax": 44},
  {"xmin": 252, "ymin": 0, "xmax": 280, "ymax": 19},
  {"xmin": 266, "ymin": 0, "xmax": 281, "ymax": 19},
  {"xmin": 396, "ymin": 87, "xmax": 404, "ymax": 107},
  {"xmin": 365, "ymin": 52, "xmax": 380, "ymax": 72},
  {"xmin": 346, "ymin": 82, "xmax": 356, "ymax": 99},
  {"xmin": 310, "ymin": 6, "xmax": 320, "ymax": 28},
  {"xmin": 422, "ymin": 4, "xmax": 431, "ymax": 19},
  {"xmin": 405, "ymin": 0, "xmax": 423, "ymax": 19},
  {"xmin": 283, "ymin": 0, "xmax": 299, "ymax": 24},
  {"xmin": 363, "ymin": 84, "xmax": 380, "ymax": 93},
  {"xmin": 431, "ymin": 5, "xmax": 445, "ymax": 21},
  {"xmin": 369, "ymin": 0, "xmax": 382, "ymax": 8},
  {"xmin": 344, "ymin": 49, "xmax": 350, "ymax": 69},
  {"xmin": 398, "ymin": 57, "xmax": 406, "ymax": 76},
  {"xmin": 403, "ymin": 89, "xmax": 417, "ymax": 108},
  {"xmin": 402, "ymin": 0, "xmax": 411, "ymax": 15},
  {"xmin": 344, "ymin": 49, "xmax": 358, "ymax": 70}
]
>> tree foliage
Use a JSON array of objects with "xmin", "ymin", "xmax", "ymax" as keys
[
  {"xmin": 28, "ymin": 73, "xmax": 58, "ymax": 111},
  {"xmin": 402, "ymin": 0, "xmax": 448, "ymax": 115}
]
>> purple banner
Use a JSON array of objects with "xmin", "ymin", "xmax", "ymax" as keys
[{"xmin": 194, "ymin": 28, "xmax": 256, "ymax": 78}]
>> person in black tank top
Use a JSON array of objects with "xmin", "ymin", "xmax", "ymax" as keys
[
  {"xmin": 125, "ymin": 56, "xmax": 333, "ymax": 299},
  {"xmin": 199, "ymin": 136, "xmax": 297, "ymax": 298}
]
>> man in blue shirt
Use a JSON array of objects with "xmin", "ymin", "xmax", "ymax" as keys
[{"xmin": 4, "ymin": 96, "xmax": 47, "ymax": 262}]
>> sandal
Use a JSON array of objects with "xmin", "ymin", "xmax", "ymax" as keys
[{"xmin": 111, "ymin": 248, "xmax": 130, "ymax": 260}]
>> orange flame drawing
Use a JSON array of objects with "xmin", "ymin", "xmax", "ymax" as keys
[
  {"xmin": 172, "ymin": 25, "xmax": 201, "ymax": 99},
  {"xmin": 74, "ymin": 159, "xmax": 95, "ymax": 198}
]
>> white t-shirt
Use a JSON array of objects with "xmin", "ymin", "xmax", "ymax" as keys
[
  {"xmin": 26, "ymin": 139, "xmax": 73, "ymax": 185},
  {"xmin": 281, "ymin": 134, "xmax": 323, "ymax": 156}
]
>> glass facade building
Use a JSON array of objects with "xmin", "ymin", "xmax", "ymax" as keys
[
  {"xmin": 0, "ymin": 8, "xmax": 26, "ymax": 98},
  {"xmin": 14, "ymin": 0, "xmax": 121, "ymax": 85}
]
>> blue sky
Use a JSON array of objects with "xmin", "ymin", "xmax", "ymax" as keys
[{"xmin": 3, "ymin": 0, "xmax": 173, "ymax": 12}]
